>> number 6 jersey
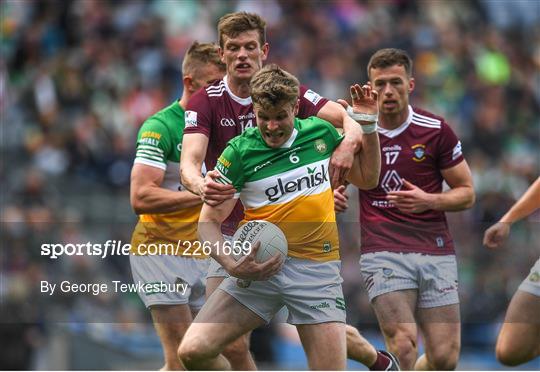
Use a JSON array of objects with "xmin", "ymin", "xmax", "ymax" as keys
[{"xmin": 215, "ymin": 117, "xmax": 343, "ymax": 262}]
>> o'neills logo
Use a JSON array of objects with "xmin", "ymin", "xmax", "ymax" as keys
[
  {"xmin": 236, "ymin": 221, "xmax": 264, "ymax": 243},
  {"xmin": 264, "ymin": 165, "xmax": 328, "ymax": 202}
]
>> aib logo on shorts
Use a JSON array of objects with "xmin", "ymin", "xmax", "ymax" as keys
[{"xmin": 412, "ymin": 144, "xmax": 426, "ymax": 162}]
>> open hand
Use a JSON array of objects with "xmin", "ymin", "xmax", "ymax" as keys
[{"xmin": 337, "ymin": 82, "xmax": 378, "ymax": 125}]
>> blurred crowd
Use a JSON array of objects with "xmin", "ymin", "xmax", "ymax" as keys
[{"xmin": 1, "ymin": 0, "xmax": 539, "ymax": 369}]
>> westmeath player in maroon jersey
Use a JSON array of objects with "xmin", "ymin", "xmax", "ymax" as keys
[
  {"xmin": 345, "ymin": 48, "xmax": 475, "ymax": 370},
  {"xmin": 179, "ymin": 11, "xmax": 383, "ymax": 372}
]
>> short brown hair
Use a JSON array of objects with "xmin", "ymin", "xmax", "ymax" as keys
[
  {"xmin": 367, "ymin": 48, "xmax": 413, "ymax": 79},
  {"xmin": 217, "ymin": 12, "xmax": 266, "ymax": 48},
  {"xmin": 250, "ymin": 64, "xmax": 299, "ymax": 111},
  {"xmin": 182, "ymin": 42, "xmax": 225, "ymax": 77}
]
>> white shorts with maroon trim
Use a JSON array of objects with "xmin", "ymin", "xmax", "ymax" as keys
[{"xmin": 360, "ymin": 251, "xmax": 459, "ymax": 308}]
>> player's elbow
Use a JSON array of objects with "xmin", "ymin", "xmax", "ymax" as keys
[
  {"xmin": 130, "ymin": 188, "xmax": 148, "ymax": 215},
  {"xmin": 130, "ymin": 196, "xmax": 145, "ymax": 215},
  {"xmin": 463, "ymin": 187, "xmax": 476, "ymax": 209},
  {"xmin": 348, "ymin": 176, "xmax": 378, "ymax": 191},
  {"xmin": 362, "ymin": 176, "xmax": 379, "ymax": 190},
  {"xmin": 179, "ymin": 165, "xmax": 189, "ymax": 186}
]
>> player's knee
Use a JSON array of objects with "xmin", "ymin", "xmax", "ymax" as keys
[
  {"xmin": 177, "ymin": 341, "xmax": 198, "ymax": 367},
  {"xmin": 495, "ymin": 339, "xmax": 527, "ymax": 367},
  {"xmin": 222, "ymin": 334, "xmax": 251, "ymax": 363},
  {"xmin": 178, "ymin": 336, "xmax": 215, "ymax": 368},
  {"xmin": 428, "ymin": 344, "xmax": 460, "ymax": 370},
  {"xmin": 384, "ymin": 327, "xmax": 417, "ymax": 359},
  {"xmin": 496, "ymin": 343, "xmax": 519, "ymax": 366}
]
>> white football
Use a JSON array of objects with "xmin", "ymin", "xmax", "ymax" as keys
[{"xmin": 232, "ymin": 220, "xmax": 288, "ymax": 263}]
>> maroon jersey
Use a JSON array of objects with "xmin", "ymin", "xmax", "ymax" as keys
[
  {"xmin": 360, "ymin": 106, "xmax": 465, "ymax": 255},
  {"xmin": 184, "ymin": 76, "xmax": 328, "ymax": 235}
]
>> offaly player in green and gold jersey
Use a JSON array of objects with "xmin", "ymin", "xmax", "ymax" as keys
[
  {"xmin": 129, "ymin": 42, "xmax": 225, "ymax": 370},
  {"xmin": 179, "ymin": 64, "xmax": 388, "ymax": 370}
]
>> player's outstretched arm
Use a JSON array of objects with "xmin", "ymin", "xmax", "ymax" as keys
[
  {"xmin": 497, "ymin": 177, "xmax": 540, "ymax": 224},
  {"xmin": 180, "ymin": 133, "xmax": 235, "ymax": 205},
  {"xmin": 198, "ymin": 199, "xmax": 281, "ymax": 280},
  {"xmin": 130, "ymin": 164, "xmax": 202, "ymax": 214},
  {"xmin": 387, "ymin": 160, "xmax": 475, "ymax": 213},
  {"xmin": 340, "ymin": 83, "xmax": 381, "ymax": 190},
  {"xmin": 483, "ymin": 177, "xmax": 540, "ymax": 249}
]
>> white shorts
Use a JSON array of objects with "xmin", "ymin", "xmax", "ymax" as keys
[
  {"xmin": 219, "ymin": 258, "xmax": 346, "ymax": 325},
  {"xmin": 130, "ymin": 254, "xmax": 209, "ymax": 309},
  {"xmin": 206, "ymin": 234, "xmax": 233, "ymax": 279},
  {"xmin": 518, "ymin": 257, "xmax": 540, "ymax": 297},
  {"xmin": 360, "ymin": 251, "xmax": 459, "ymax": 308}
]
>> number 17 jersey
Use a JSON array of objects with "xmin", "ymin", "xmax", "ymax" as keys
[{"xmin": 359, "ymin": 106, "xmax": 465, "ymax": 256}]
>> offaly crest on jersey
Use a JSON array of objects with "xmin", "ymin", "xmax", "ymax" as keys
[{"xmin": 314, "ymin": 139, "xmax": 327, "ymax": 153}]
